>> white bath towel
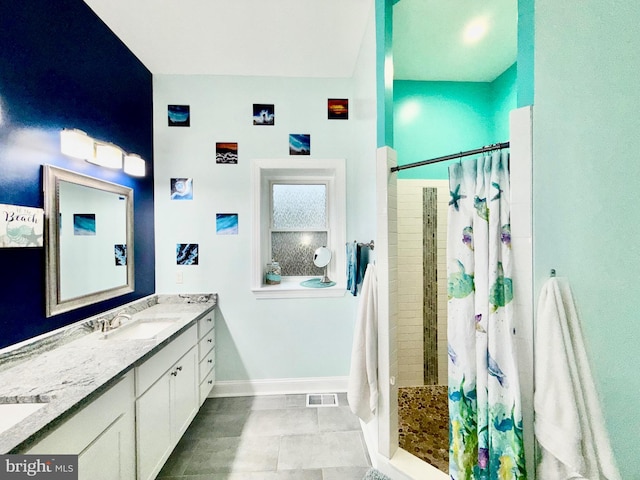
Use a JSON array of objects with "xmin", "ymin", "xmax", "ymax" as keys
[
  {"xmin": 347, "ymin": 263, "xmax": 378, "ymax": 423},
  {"xmin": 534, "ymin": 277, "xmax": 621, "ymax": 480}
]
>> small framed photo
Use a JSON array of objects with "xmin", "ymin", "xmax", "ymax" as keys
[
  {"xmin": 168, "ymin": 105, "xmax": 190, "ymax": 127},
  {"xmin": 74, "ymin": 213, "xmax": 96, "ymax": 236},
  {"xmin": 176, "ymin": 243, "xmax": 199, "ymax": 265},
  {"xmin": 216, "ymin": 143, "xmax": 238, "ymax": 164},
  {"xmin": 216, "ymin": 213, "xmax": 239, "ymax": 235},
  {"xmin": 289, "ymin": 134, "xmax": 310, "ymax": 156},
  {"xmin": 114, "ymin": 244, "xmax": 127, "ymax": 266},
  {"xmin": 328, "ymin": 98, "xmax": 349, "ymax": 120},
  {"xmin": 171, "ymin": 178, "xmax": 193, "ymax": 200},
  {"xmin": 253, "ymin": 104, "xmax": 275, "ymax": 125}
]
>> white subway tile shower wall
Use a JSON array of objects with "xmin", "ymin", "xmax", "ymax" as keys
[{"xmin": 397, "ymin": 179, "xmax": 449, "ymax": 387}]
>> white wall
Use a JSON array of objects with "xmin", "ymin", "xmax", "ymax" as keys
[{"xmin": 152, "ymin": 5, "xmax": 377, "ymax": 388}]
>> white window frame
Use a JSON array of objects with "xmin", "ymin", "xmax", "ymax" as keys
[{"xmin": 251, "ymin": 158, "xmax": 346, "ymax": 299}]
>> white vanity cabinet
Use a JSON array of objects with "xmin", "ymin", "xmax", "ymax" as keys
[
  {"xmin": 197, "ymin": 311, "xmax": 215, "ymax": 405},
  {"xmin": 135, "ymin": 324, "xmax": 199, "ymax": 480},
  {"xmin": 26, "ymin": 371, "xmax": 136, "ymax": 480}
]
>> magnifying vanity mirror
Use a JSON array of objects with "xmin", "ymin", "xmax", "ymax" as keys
[
  {"xmin": 44, "ymin": 165, "xmax": 134, "ymax": 317},
  {"xmin": 313, "ymin": 246, "xmax": 332, "ymax": 283}
]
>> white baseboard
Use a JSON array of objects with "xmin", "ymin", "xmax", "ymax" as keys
[{"xmin": 209, "ymin": 376, "xmax": 349, "ymax": 398}]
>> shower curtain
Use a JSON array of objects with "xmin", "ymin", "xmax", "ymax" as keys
[{"xmin": 447, "ymin": 151, "xmax": 526, "ymax": 480}]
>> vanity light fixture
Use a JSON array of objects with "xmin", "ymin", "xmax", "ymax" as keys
[
  {"xmin": 124, "ymin": 154, "xmax": 145, "ymax": 177},
  {"xmin": 92, "ymin": 142, "xmax": 123, "ymax": 169},
  {"xmin": 60, "ymin": 129, "xmax": 94, "ymax": 161},
  {"xmin": 59, "ymin": 128, "xmax": 146, "ymax": 176}
]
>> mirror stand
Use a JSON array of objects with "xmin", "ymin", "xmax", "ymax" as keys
[{"xmin": 320, "ymin": 265, "xmax": 331, "ymax": 284}]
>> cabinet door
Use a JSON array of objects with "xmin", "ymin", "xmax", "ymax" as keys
[
  {"xmin": 136, "ymin": 372, "xmax": 172, "ymax": 480},
  {"xmin": 78, "ymin": 412, "xmax": 135, "ymax": 480},
  {"xmin": 171, "ymin": 346, "xmax": 198, "ymax": 440}
]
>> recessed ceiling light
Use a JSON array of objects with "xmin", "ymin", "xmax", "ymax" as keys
[{"xmin": 463, "ymin": 17, "xmax": 489, "ymax": 44}]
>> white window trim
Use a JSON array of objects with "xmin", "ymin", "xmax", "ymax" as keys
[{"xmin": 251, "ymin": 158, "xmax": 346, "ymax": 299}]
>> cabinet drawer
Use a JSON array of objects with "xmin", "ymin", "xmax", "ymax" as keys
[
  {"xmin": 199, "ymin": 348, "xmax": 215, "ymax": 383},
  {"xmin": 198, "ymin": 329, "xmax": 215, "ymax": 361},
  {"xmin": 136, "ymin": 325, "xmax": 197, "ymax": 396},
  {"xmin": 197, "ymin": 313, "xmax": 214, "ymax": 338},
  {"xmin": 199, "ymin": 370, "xmax": 215, "ymax": 406}
]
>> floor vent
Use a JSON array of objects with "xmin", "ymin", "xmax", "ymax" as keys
[{"xmin": 306, "ymin": 393, "xmax": 339, "ymax": 407}]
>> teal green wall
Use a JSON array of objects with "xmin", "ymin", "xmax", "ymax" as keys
[
  {"xmin": 517, "ymin": 0, "xmax": 534, "ymax": 106},
  {"xmin": 376, "ymin": 0, "xmax": 394, "ymax": 148},
  {"xmin": 393, "ymin": 64, "xmax": 516, "ymax": 179},
  {"xmin": 533, "ymin": 1, "xmax": 640, "ymax": 476},
  {"xmin": 492, "ymin": 64, "xmax": 517, "ymax": 141}
]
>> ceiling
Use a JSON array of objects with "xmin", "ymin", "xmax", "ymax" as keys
[
  {"xmin": 393, "ymin": 0, "xmax": 517, "ymax": 82},
  {"xmin": 83, "ymin": 0, "xmax": 517, "ymax": 82}
]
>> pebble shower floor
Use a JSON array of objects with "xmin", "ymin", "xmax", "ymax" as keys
[{"xmin": 398, "ymin": 385, "xmax": 449, "ymax": 472}]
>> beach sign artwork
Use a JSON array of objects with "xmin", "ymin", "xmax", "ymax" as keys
[{"xmin": 0, "ymin": 204, "xmax": 44, "ymax": 248}]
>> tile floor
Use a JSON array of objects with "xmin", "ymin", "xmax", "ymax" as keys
[{"xmin": 157, "ymin": 393, "xmax": 371, "ymax": 480}]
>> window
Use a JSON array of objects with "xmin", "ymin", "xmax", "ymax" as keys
[
  {"xmin": 271, "ymin": 183, "xmax": 328, "ymax": 276},
  {"xmin": 251, "ymin": 158, "xmax": 346, "ymax": 298}
]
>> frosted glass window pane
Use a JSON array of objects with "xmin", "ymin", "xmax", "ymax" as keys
[
  {"xmin": 271, "ymin": 231, "xmax": 328, "ymax": 276},
  {"xmin": 272, "ymin": 184, "xmax": 326, "ymax": 229}
]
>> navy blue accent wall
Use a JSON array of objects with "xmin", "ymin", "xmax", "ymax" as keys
[{"xmin": 0, "ymin": 0, "xmax": 155, "ymax": 348}]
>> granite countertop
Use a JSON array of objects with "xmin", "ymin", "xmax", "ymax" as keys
[{"xmin": 0, "ymin": 294, "xmax": 217, "ymax": 454}]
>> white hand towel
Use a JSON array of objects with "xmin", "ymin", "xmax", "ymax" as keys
[
  {"xmin": 347, "ymin": 263, "xmax": 378, "ymax": 422},
  {"xmin": 534, "ymin": 277, "xmax": 621, "ymax": 480}
]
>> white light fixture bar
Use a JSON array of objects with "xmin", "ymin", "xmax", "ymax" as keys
[
  {"xmin": 91, "ymin": 142, "xmax": 123, "ymax": 169},
  {"xmin": 124, "ymin": 154, "xmax": 145, "ymax": 177},
  {"xmin": 60, "ymin": 128, "xmax": 145, "ymax": 176},
  {"xmin": 60, "ymin": 129, "xmax": 94, "ymax": 160}
]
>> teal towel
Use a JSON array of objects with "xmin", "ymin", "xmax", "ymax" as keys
[{"xmin": 346, "ymin": 241, "xmax": 357, "ymax": 294}]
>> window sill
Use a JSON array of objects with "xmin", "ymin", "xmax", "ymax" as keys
[{"xmin": 251, "ymin": 278, "xmax": 346, "ymax": 299}]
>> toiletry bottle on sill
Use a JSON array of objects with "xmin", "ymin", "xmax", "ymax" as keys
[{"xmin": 266, "ymin": 260, "xmax": 281, "ymax": 285}]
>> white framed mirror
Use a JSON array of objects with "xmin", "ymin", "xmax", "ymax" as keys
[{"xmin": 44, "ymin": 165, "xmax": 134, "ymax": 316}]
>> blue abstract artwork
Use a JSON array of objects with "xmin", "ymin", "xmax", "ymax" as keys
[
  {"xmin": 73, "ymin": 213, "xmax": 96, "ymax": 236},
  {"xmin": 168, "ymin": 105, "xmax": 190, "ymax": 126},
  {"xmin": 114, "ymin": 244, "xmax": 127, "ymax": 266},
  {"xmin": 171, "ymin": 178, "xmax": 193, "ymax": 200},
  {"xmin": 253, "ymin": 104, "xmax": 275, "ymax": 125},
  {"xmin": 216, "ymin": 213, "xmax": 238, "ymax": 235},
  {"xmin": 176, "ymin": 243, "xmax": 198, "ymax": 265},
  {"xmin": 289, "ymin": 134, "xmax": 310, "ymax": 155}
]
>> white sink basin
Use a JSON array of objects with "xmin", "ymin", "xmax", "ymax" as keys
[
  {"xmin": 102, "ymin": 317, "xmax": 180, "ymax": 340},
  {"xmin": 0, "ymin": 403, "xmax": 47, "ymax": 434}
]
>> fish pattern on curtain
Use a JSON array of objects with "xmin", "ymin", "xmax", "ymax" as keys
[{"xmin": 447, "ymin": 151, "xmax": 526, "ymax": 480}]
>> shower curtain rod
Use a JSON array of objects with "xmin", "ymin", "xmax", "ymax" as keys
[{"xmin": 389, "ymin": 141, "xmax": 510, "ymax": 173}]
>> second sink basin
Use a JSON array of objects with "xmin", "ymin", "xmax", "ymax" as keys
[{"xmin": 102, "ymin": 317, "xmax": 180, "ymax": 340}]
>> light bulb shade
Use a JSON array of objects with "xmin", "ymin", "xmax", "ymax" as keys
[
  {"xmin": 60, "ymin": 129, "xmax": 94, "ymax": 160},
  {"xmin": 124, "ymin": 154, "xmax": 145, "ymax": 177},
  {"xmin": 92, "ymin": 143, "xmax": 123, "ymax": 169}
]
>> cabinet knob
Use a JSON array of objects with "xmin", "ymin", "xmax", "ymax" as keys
[
  {"xmin": 170, "ymin": 371, "xmax": 178, "ymax": 376},
  {"xmin": 208, "ymin": 359, "xmax": 213, "ymax": 363},
  {"xmin": 176, "ymin": 366, "xmax": 183, "ymax": 371},
  {"xmin": 207, "ymin": 318, "xmax": 212, "ymax": 322},
  {"xmin": 207, "ymin": 339, "xmax": 213, "ymax": 343},
  {"xmin": 208, "ymin": 380, "xmax": 213, "ymax": 385}
]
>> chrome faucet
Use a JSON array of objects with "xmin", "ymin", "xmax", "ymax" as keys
[{"xmin": 102, "ymin": 311, "xmax": 131, "ymax": 332}]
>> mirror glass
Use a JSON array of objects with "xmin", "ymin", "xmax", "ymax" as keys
[
  {"xmin": 313, "ymin": 246, "xmax": 331, "ymax": 268},
  {"xmin": 44, "ymin": 165, "xmax": 134, "ymax": 316}
]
